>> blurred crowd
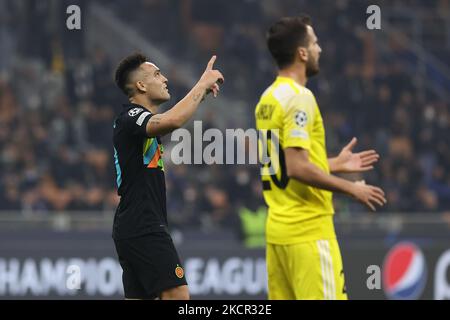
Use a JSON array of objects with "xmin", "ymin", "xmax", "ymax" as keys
[{"xmin": 0, "ymin": 0, "xmax": 449, "ymax": 231}]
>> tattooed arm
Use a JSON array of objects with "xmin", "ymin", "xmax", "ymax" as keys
[{"xmin": 146, "ymin": 56, "xmax": 224, "ymax": 137}]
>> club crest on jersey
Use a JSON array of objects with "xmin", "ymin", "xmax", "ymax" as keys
[
  {"xmin": 295, "ymin": 110, "xmax": 308, "ymax": 128},
  {"xmin": 128, "ymin": 107, "xmax": 143, "ymax": 117},
  {"xmin": 175, "ymin": 265, "xmax": 184, "ymax": 279}
]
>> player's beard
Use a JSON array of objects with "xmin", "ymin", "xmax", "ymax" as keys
[{"xmin": 306, "ymin": 57, "xmax": 320, "ymax": 78}]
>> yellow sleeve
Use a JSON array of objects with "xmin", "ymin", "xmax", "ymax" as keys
[{"xmin": 282, "ymin": 94, "xmax": 315, "ymax": 151}]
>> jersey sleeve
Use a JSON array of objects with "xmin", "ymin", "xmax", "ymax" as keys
[
  {"xmin": 282, "ymin": 94, "xmax": 315, "ymax": 151},
  {"xmin": 122, "ymin": 108, "xmax": 153, "ymax": 137}
]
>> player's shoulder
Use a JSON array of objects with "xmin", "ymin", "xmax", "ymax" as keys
[
  {"xmin": 279, "ymin": 88, "xmax": 315, "ymax": 115},
  {"xmin": 113, "ymin": 104, "xmax": 152, "ymax": 139},
  {"xmin": 287, "ymin": 82, "xmax": 315, "ymax": 102},
  {"xmin": 256, "ymin": 83, "xmax": 294, "ymax": 117},
  {"xmin": 270, "ymin": 81, "xmax": 314, "ymax": 107},
  {"xmin": 121, "ymin": 104, "xmax": 147, "ymax": 118},
  {"xmin": 116, "ymin": 104, "xmax": 152, "ymax": 125},
  {"xmin": 293, "ymin": 82, "xmax": 314, "ymax": 97}
]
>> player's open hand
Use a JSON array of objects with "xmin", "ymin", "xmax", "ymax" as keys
[
  {"xmin": 335, "ymin": 137, "xmax": 379, "ymax": 173},
  {"xmin": 351, "ymin": 180, "xmax": 387, "ymax": 212},
  {"xmin": 199, "ymin": 55, "xmax": 224, "ymax": 98}
]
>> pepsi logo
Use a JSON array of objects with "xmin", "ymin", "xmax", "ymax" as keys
[{"xmin": 383, "ymin": 242, "xmax": 427, "ymax": 300}]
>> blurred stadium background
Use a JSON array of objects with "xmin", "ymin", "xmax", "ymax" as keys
[{"xmin": 0, "ymin": 0, "xmax": 449, "ymax": 299}]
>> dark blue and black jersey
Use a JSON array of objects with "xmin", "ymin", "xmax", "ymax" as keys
[{"xmin": 112, "ymin": 103, "xmax": 167, "ymax": 240}]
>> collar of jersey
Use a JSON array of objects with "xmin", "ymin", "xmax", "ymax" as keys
[
  {"xmin": 123, "ymin": 102, "xmax": 144, "ymax": 109},
  {"xmin": 123, "ymin": 103, "xmax": 153, "ymax": 114},
  {"xmin": 276, "ymin": 76, "xmax": 305, "ymax": 91},
  {"xmin": 276, "ymin": 75, "xmax": 298, "ymax": 83}
]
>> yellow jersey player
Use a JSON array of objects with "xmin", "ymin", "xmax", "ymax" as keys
[{"xmin": 255, "ymin": 15, "xmax": 387, "ymax": 300}]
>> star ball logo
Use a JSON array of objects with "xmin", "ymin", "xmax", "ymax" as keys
[
  {"xmin": 295, "ymin": 111, "xmax": 308, "ymax": 128},
  {"xmin": 382, "ymin": 242, "xmax": 427, "ymax": 300}
]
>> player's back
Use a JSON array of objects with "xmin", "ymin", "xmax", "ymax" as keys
[
  {"xmin": 112, "ymin": 103, "xmax": 168, "ymax": 240},
  {"xmin": 255, "ymin": 76, "xmax": 335, "ymax": 245}
]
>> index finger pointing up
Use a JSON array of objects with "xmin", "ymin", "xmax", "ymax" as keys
[{"xmin": 206, "ymin": 55, "xmax": 217, "ymax": 71}]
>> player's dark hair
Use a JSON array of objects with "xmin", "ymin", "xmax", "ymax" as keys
[
  {"xmin": 267, "ymin": 14, "xmax": 312, "ymax": 69},
  {"xmin": 115, "ymin": 52, "xmax": 148, "ymax": 97}
]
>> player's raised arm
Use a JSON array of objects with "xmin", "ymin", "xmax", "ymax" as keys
[
  {"xmin": 285, "ymin": 147, "xmax": 387, "ymax": 211},
  {"xmin": 145, "ymin": 56, "xmax": 224, "ymax": 137}
]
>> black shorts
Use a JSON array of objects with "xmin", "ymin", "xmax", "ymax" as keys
[{"xmin": 113, "ymin": 232, "xmax": 187, "ymax": 299}]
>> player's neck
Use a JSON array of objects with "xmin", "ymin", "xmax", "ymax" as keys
[
  {"xmin": 278, "ymin": 66, "xmax": 307, "ymax": 87},
  {"xmin": 129, "ymin": 96, "xmax": 158, "ymax": 114}
]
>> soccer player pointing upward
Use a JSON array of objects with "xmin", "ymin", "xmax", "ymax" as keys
[
  {"xmin": 255, "ymin": 15, "xmax": 387, "ymax": 300},
  {"xmin": 113, "ymin": 53, "xmax": 223, "ymax": 300}
]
